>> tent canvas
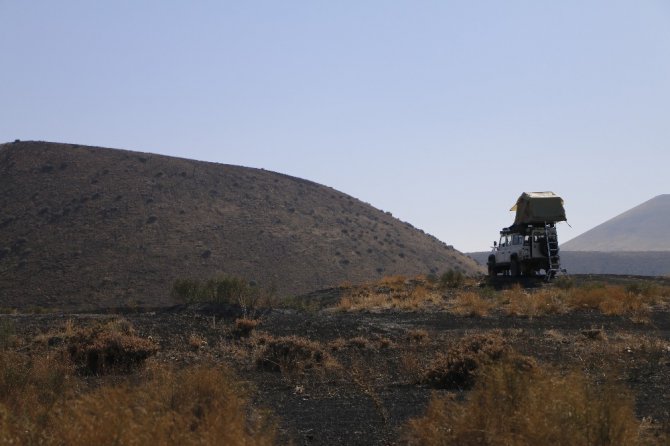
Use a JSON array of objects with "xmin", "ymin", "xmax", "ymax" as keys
[{"xmin": 511, "ymin": 192, "xmax": 567, "ymax": 225}]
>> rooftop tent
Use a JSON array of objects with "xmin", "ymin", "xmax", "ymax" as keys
[{"xmin": 510, "ymin": 192, "xmax": 567, "ymax": 225}]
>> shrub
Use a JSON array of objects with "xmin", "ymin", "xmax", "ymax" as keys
[
  {"xmin": 423, "ymin": 332, "xmax": 512, "ymax": 390},
  {"xmin": 439, "ymin": 269, "xmax": 464, "ymax": 289},
  {"xmin": 554, "ymin": 275, "xmax": 574, "ymax": 290},
  {"xmin": 172, "ymin": 276, "xmax": 269, "ymax": 312},
  {"xmin": 171, "ymin": 278, "xmax": 201, "ymax": 303},
  {"xmin": 406, "ymin": 360, "xmax": 641, "ymax": 446},
  {"xmin": 256, "ymin": 335, "xmax": 334, "ymax": 375},
  {"xmin": 45, "ymin": 319, "xmax": 158, "ymax": 375}
]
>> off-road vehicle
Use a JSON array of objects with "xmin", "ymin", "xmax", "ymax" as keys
[{"xmin": 487, "ymin": 192, "xmax": 567, "ymax": 278}]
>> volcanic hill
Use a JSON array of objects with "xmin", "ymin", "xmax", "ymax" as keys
[
  {"xmin": 0, "ymin": 141, "xmax": 480, "ymax": 309},
  {"xmin": 561, "ymin": 194, "xmax": 670, "ymax": 251}
]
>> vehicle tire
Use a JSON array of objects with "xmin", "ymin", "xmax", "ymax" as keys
[
  {"xmin": 487, "ymin": 256, "xmax": 496, "ymax": 277},
  {"xmin": 510, "ymin": 258, "xmax": 521, "ymax": 277}
]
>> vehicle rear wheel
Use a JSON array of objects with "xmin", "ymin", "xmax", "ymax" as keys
[
  {"xmin": 487, "ymin": 255, "xmax": 496, "ymax": 278},
  {"xmin": 510, "ymin": 259, "xmax": 521, "ymax": 277}
]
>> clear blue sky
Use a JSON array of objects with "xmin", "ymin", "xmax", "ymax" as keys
[{"xmin": 2, "ymin": 1, "xmax": 669, "ymax": 252}]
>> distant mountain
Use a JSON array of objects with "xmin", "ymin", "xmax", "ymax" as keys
[
  {"xmin": 561, "ymin": 195, "xmax": 670, "ymax": 252},
  {"xmin": 466, "ymin": 251, "xmax": 670, "ymax": 277},
  {"xmin": 559, "ymin": 251, "xmax": 670, "ymax": 276},
  {"xmin": 0, "ymin": 141, "xmax": 482, "ymax": 309}
]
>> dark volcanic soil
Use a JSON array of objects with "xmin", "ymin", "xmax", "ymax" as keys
[{"xmin": 8, "ymin": 291, "xmax": 670, "ymax": 445}]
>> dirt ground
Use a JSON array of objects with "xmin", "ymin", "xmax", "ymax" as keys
[{"xmin": 6, "ymin": 275, "xmax": 670, "ymax": 445}]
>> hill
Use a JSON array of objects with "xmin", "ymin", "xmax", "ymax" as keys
[
  {"xmin": 0, "ymin": 141, "xmax": 481, "ymax": 309},
  {"xmin": 561, "ymin": 194, "xmax": 670, "ymax": 251}
]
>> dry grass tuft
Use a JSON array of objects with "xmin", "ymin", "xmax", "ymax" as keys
[
  {"xmin": 405, "ymin": 360, "xmax": 642, "ymax": 446},
  {"xmin": 504, "ymin": 286, "xmax": 566, "ymax": 318},
  {"xmin": 69, "ymin": 325, "xmax": 157, "ymax": 375},
  {"xmin": 423, "ymin": 332, "xmax": 514, "ymax": 390},
  {"xmin": 38, "ymin": 319, "xmax": 158, "ymax": 375},
  {"xmin": 347, "ymin": 336, "xmax": 374, "ymax": 350},
  {"xmin": 566, "ymin": 285, "xmax": 654, "ymax": 319},
  {"xmin": 334, "ymin": 274, "xmax": 452, "ymax": 312},
  {"xmin": 0, "ymin": 350, "xmax": 72, "ymax": 444},
  {"xmin": 49, "ymin": 365, "xmax": 276, "ymax": 446},
  {"xmin": 407, "ymin": 329, "xmax": 430, "ymax": 344},
  {"xmin": 188, "ymin": 333, "xmax": 208, "ymax": 350},
  {"xmin": 256, "ymin": 335, "xmax": 336, "ymax": 375},
  {"xmin": 581, "ymin": 328, "xmax": 608, "ymax": 341},
  {"xmin": 0, "ymin": 346, "xmax": 276, "ymax": 445},
  {"xmin": 379, "ymin": 275, "xmax": 407, "ymax": 287},
  {"xmin": 448, "ymin": 291, "xmax": 494, "ymax": 317},
  {"xmin": 232, "ymin": 318, "xmax": 259, "ymax": 338}
]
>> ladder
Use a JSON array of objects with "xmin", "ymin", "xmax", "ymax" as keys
[{"xmin": 544, "ymin": 223, "xmax": 561, "ymax": 279}]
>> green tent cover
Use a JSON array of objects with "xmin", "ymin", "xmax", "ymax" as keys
[{"xmin": 510, "ymin": 192, "xmax": 567, "ymax": 225}]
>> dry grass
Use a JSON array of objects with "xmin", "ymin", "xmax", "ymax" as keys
[
  {"xmin": 255, "ymin": 335, "xmax": 337, "ymax": 376},
  {"xmin": 0, "ymin": 320, "xmax": 276, "ymax": 445},
  {"xmin": 34, "ymin": 319, "xmax": 158, "ymax": 371},
  {"xmin": 46, "ymin": 365, "xmax": 275, "ymax": 446},
  {"xmin": 335, "ymin": 275, "xmax": 449, "ymax": 312},
  {"xmin": 567, "ymin": 282, "xmax": 670, "ymax": 318},
  {"xmin": 0, "ymin": 350, "xmax": 73, "ymax": 444},
  {"xmin": 48, "ymin": 319, "xmax": 158, "ymax": 375},
  {"xmin": 407, "ymin": 329, "xmax": 430, "ymax": 344},
  {"xmin": 188, "ymin": 333, "xmax": 208, "ymax": 350},
  {"xmin": 232, "ymin": 317, "xmax": 259, "ymax": 338},
  {"xmin": 502, "ymin": 285, "xmax": 566, "ymax": 318},
  {"xmin": 337, "ymin": 287, "xmax": 443, "ymax": 312},
  {"xmin": 423, "ymin": 332, "xmax": 515, "ymax": 390},
  {"xmin": 448, "ymin": 291, "xmax": 495, "ymax": 317},
  {"xmin": 378, "ymin": 275, "xmax": 407, "ymax": 287},
  {"xmin": 335, "ymin": 276, "xmax": 670, "ymax": 321},
  {"xmin": 406, "ymin": 359, "xmax": 643, "ymax": 446}
]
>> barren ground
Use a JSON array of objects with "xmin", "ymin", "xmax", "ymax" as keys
[{"xmin": 6, "ymin": 274, "xmax": 670, "ymax": 445}]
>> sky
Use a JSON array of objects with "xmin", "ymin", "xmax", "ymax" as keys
[{"xmin": 1, "ymin": 1, "xmax": 669, "ymax": 252}]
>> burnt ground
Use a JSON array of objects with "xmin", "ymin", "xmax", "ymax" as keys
[{"xmin": 6, "ymin": 276, "xmax": 670, "ymax": 445}]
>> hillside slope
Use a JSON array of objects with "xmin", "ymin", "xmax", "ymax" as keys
[
  {"xmin": 561, "ymin": 195, "xmax": 670, "ymax": 251},
  {"xmin": 0, "ymin": 141, "xmax": 481, "ymax": 309}
]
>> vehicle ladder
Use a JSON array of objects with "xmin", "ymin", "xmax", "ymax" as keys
[{"xmin": 544, "ymin": 223, "xmax": 562, "ymax": 279}]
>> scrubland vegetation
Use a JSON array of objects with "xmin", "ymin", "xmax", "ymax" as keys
[
  {"xmin": 1, "ymin": 273, "xmax": 669, "ymax": 444},
  {"xmin": 405, "ymin": 359, "xmax": 642, "ymax": 446},
  {"xmin": 335, "ymin": 272, "xmax": 670, "ymax": 321},
  {"xmin": 0, "ymin": 319, "xmax": 276, "ymax": 445}
]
